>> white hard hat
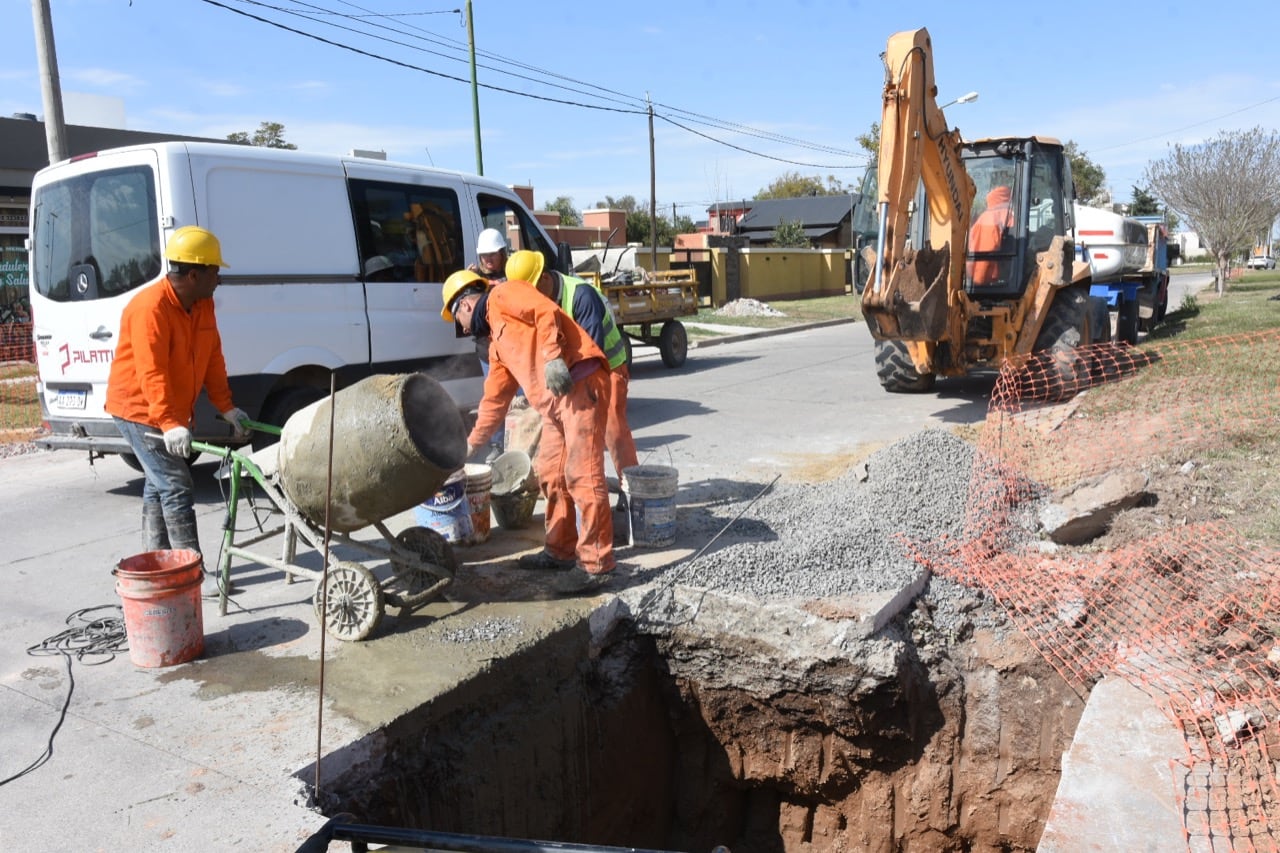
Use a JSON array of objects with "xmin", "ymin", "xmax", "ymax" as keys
[
  {"xmin": 476, "ymin": 228, "xmax": 508, "ymax": 255},
  {"xmin": 364, "ymin": 255, "xmax": 393, "ymax": 276}
]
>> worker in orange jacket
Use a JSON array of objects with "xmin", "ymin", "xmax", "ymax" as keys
[
  {"xmin": 967, "ymin": 185, "xmax": 1014, "ymax": 286},
  {"xmin": 441, "ymin": 267, "xmax": 615, "ymax": 595},
  {"xmin": 106, "ymin": 226, "xmax": 248, "ymax": 587}
]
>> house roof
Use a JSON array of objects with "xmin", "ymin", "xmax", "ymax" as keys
[{"xmin": 734, "ymin": 194, "xmax": 857, "ymax": 234}]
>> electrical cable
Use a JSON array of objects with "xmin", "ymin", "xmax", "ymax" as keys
[{"xmin": 0, "ymin": 605, "xmax": 129, "ymax": 787}]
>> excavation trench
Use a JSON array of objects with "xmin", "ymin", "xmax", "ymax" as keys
[{"xmin": 312, "ymin": 582, "xmax": 1084, "ymax": 852}]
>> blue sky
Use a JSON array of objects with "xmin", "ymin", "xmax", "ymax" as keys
[{"xmin": 5, "ymin": 1, "xmax": 1279, "ymax": 223}]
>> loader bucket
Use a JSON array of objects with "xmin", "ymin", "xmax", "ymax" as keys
[{"xmin": 861, "ymin": 243, "xmax": 951, "ymax": 341}]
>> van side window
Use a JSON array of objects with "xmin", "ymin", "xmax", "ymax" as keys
[
  {"xmin": 476, "ymin": 192, "xmax": 556, "ymax": 270},
  {"xmin": 31, "ymin": 166, "xmax": 160, "ymax": 302},
  {"xmin": 350, "ymin": 179, "xmax": 464, "ymax": 283}
]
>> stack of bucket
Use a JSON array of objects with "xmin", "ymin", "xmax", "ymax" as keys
[
  {"xmin": 415, "ymin": 463, "xmax": 493, "ymax": 545},
  {"xmin": 489, "ymin": 450, "xmax": 539, "ymax": 529}
]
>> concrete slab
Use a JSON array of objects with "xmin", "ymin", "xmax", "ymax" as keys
[{"xmin": 1039, "ymin": 675, "xmax": 1196, "ymax": 853}]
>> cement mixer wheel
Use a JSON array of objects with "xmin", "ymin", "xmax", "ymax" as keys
[
  {"xmin": 391, "ymin": 526, "xmax": 458, "ymax": 589},
  {"xmin": 314, "ymin": 561, "xmax": 383, "ymax": 642}
]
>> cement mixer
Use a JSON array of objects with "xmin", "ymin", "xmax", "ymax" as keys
[{"xmin": 193, "ymin": 373, "xmax": 468, "ymax": 641}]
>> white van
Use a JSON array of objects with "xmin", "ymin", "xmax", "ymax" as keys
[{"xmin": 27, "ymin": 141, "xmax": 563, "ymax": 465}]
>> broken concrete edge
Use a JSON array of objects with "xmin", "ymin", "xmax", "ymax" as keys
[{"xmin": 690, "ymin": 317, "xmax": 857, "ymax": 349}]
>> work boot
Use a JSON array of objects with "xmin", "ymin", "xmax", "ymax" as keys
[
  {"xmin": 167, "ymin": 513, "xmax": 228, "ymax": 597},
  {"xmin": 551, "ymin": 566, "xmax": 612, "ymax": 596},
  {"xmin": 142, "ymin": 503, "xmax": 170, "ymax": 551},
  {"xmin": 516, "ymin": 550, "xmax": 575, "ymax": 572}
]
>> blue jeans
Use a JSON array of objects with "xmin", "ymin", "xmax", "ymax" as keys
[{"xmin": 113, "ymin": 416, "xmax": 196, "ymax": 523}]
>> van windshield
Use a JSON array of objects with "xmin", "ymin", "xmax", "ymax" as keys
[{"xmin": 30, "ymin": 165, "xmax": 161, "ymax": 302}]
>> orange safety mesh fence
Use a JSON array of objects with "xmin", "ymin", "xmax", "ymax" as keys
[
  {"xmin": 914, "ymin": 330, "xmax": 1280, "ymax": 852},
  {"xmin": 0, "ymin": 322, "xmax": 40, "ymax": 440}
]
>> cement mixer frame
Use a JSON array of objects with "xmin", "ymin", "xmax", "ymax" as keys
[{"xmin": 192, "ymin": 423, "xmax": 458, "ymax": 642}]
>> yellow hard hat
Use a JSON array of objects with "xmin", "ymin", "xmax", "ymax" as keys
[
  {"xmin": 165, "ymin": 226, "xmax": 229, "ymax": 268},
  {"xmin": 441, "ymin": 268, "xmax": 486, "ymax": 323},
  {"xmin": 505, "ymin": 250, "xmax": 544, "ymax": 286}
]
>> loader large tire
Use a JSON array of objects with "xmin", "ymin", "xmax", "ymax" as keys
[
  {"xmin": 875, "ymin": 340, "xmax": 936, "ymax": 393},
  {"xmin": 1032, "ymin": 288, "xmax": 1091, "ymax": 400}
]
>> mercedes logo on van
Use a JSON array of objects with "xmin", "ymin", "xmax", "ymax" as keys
[{"xmin": 76, "ymin": 271, "xmax": 90, "ymax": 295}]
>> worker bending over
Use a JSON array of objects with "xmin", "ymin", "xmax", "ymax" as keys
[{"xmin": 441, "ymin": 268, "xmax": 615, "ymax": 595}]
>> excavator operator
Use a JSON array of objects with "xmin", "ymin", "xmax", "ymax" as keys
[{"xmin": 967, "ymin": 184, "xmax": 1014, "ymax": 286}]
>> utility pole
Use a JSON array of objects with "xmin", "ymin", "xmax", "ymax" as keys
[
  {"xmin": 31, "ymin": 0, "xmax": 67, "ymax": 164},
  {"xmin": 648, "ymin": 94, "xmax": 657, "ymax": 273},
  {"xmin": 465, "ymin": 0, "xmax": 483, "ymax": 175}
]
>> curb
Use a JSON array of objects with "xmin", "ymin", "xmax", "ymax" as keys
[{"xmin": 689, "ymin": 317, "xmax": 857, "ymax": 349}]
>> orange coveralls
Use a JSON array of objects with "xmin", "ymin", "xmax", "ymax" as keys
[
  {"xmin": 967, "ymin": 185, "xmax": 1014, "ymax": 286},
  {"xmin": 105, "ymin": 277, "xmax": 234, "ymax": 431},
  {"xmin": 467, "ymin": 282, "xmax": 615, "ymax": 574}
]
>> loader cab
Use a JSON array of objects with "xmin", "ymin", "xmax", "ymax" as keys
[{"xmin": 961, "ymin": 137, "xmax": 1073, "ymax": 299}]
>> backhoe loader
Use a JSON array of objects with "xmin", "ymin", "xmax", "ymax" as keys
[{"xmin": 861, "ymin": 27, "xmax": 1101, "ymax": 393}]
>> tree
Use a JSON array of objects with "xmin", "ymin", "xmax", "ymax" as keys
[
  {"xmin": 1129, "ymin": 185, "xmax": 1161, "ymax": 217},
  {"xmin": 226, "ymin": 121, "xmax": 296, "ymax": 149},
  {"xmin": 771, "ymin": 218, "xmax": 810, "ymax": 248},
  {"xmin": 595, "ymin": 195, "xmax": 638, "ymax": 213},
  {"xmin": 756, "ymin": 171, "xmax": 846, "ymax": 199},
  {"xmin": 1146, "ymin": 127, "xmax": 1280, "ymax": 294},
  {"xmin": 1065, "ymin": 140, "xmax": 1106, "ymax": 206},
  {"xmin": 856, "ymin": 121, "xmax": 880, "ymax": 167},
  {"xmin": 544, "ymin": 196, "xmax": 581, "ymax": 226}
]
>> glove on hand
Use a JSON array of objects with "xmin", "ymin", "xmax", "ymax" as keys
[
  {"xmin": 544, "ymin": 358, "xmax": 573, "ymax": 397},
  {"xmin": 163, "ymin": 426, "xmax": 192, "ymax": 458},
  {"xmin": 220, "ymin": 407, "xmax": 250, "ymax": 438}
]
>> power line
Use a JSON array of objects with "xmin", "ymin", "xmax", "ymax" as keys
[
  {"xmin": 1092, "ymin": 93, "xmax": 1280, "ymax": 153},
  {"xmin": 203, "ymin": 0, "xmax": 862, "ymax": 167}
]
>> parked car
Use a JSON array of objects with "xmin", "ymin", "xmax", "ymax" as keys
[{"xmin": 1247, "ymin": 254, "xmax": 1276, "ymax": 270}]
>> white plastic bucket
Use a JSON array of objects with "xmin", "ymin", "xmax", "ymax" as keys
[
  {"xmin": 414, "ymin": 469, "xmax": 473, "ymax": 544},
  {"xmin": 464, "ymin": 463, "xmax": 493, "ymax": 544},
  {"xmin": 621, "ymin": 465, "xmax": 679, "ymax": 547}
]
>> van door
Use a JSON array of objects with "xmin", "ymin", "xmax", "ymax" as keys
[
  {"xmin": 346, "ymin": 174, "xmax": 482, "ymax": 409},
  {"xmin": 29, "ymin": 148, "xmax": 165, "ymax": 452}
]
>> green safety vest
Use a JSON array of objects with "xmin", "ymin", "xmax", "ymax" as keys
[{"xmin": 557, "ymin": 273, "xmax": 627, "ymax": 370}]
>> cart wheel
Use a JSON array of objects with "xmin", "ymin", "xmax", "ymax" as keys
[
  {"xmin": 622, "ymin": 334, "xmax": 634, "ymax": 367},
  {"xmin": 658, "ymin": 320, "xmax": 688, "ymax": 368},
  {"xmin": 391, "ymin": 526, "xmax": 457, "ymax": 593},
  {"xmin": 314, "ymin": 561, "xmax": 383, "ymax": 642}
]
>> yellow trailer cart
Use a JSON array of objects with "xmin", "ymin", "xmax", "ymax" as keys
[{"xmin": 581, "ymin": 269, "xmax": 699, "ymax": 368}]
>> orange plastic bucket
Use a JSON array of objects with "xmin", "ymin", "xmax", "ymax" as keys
[{"xmin": 114, "ymin": 549, "xmax": 205, "ymax": 668}]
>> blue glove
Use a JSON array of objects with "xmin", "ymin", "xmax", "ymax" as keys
[
  {"xmin": 545, "ymin": 358, "xmax": 572, "ymax": 396},
  {"xmin": 163, "ymin": 426, "xmax": 192, "ymax": 458}
]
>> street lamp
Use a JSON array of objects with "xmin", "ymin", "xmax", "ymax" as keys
[{"xmin": 940, "ymin": 91, "xmax": 979, "ymax": 110}]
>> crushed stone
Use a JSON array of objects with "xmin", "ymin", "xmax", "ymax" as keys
[{"xmin": 713, "ymin": 298, "xmax": 787, "ymax": 318}]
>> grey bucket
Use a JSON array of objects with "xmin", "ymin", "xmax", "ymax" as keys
[
  {"xmin": 277, "ymin": 373, "xmax": 468, "ymax": 532},
  {"xmin": 621, "ymin": 464, "xmax": 679, "ymax": 547}
]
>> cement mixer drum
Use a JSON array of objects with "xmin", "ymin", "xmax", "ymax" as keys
[{"xmin": 277, "ymin": 373, "xmax": 468, "ymax": 532}]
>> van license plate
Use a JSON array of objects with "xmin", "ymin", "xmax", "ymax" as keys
[{"xmin": 57, "ymin": 390, "xmax": 87, "ymax": 410}]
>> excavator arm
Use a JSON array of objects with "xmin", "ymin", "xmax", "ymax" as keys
[{"xmin": 863, "ymin": 28, "xmax": 975, "ymax": 364}]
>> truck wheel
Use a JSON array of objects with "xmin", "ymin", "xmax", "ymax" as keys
[
  {"xmin": 875, "ymin": 340, "xmax": 936, "ymax": 392},
  {"xmin": 658, "ymin": 320, "xmax": 688, "ymax": 368},
  {"xmin": 254, "ymin": 385, "xmax": 328, "ymax": 450},
  {"xmin": 1032, "ymin": 288, "xmax": 1090, "ymax": 400}
]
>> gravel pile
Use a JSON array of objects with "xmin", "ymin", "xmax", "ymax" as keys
[
  {"xmin": 659, "ymin": 429, "xmax": 975, "ymax": 600},
  {"xmin": 712, "ymin": 298, "xmax": 787, "ymax": 318}
]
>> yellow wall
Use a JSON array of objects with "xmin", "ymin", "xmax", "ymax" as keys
[{"xmin": 635, "ymin": 247, "xmax": 850, "ymax": 306}]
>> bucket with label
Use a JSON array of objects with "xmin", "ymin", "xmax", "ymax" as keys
[
  {"xmin": 464, "ymin": 463, "xmax": 493, "ymax": 544},
  {"xmin": 414, "ymin": 469, "xmax": 473, "ymax": 544},
  {"xmin": 490, "ymin": 450, "xmax": 539, "ymax": 530},
  {"xmin": 113, "ymin": 549, "xmax": 205, "ymax": 668},
  {"xmin": 621, "ymin": 465, "xmax": 679, "ymax": 548}
]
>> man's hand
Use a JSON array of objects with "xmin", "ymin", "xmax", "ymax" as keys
[
  {"xmin": 545, "ymin": 358, "xmax": 572, "ymax": 397},
  {"xmin": 163, "ymin": 427, "xmax": 192, "ymax": 458},
  {"xmin": 220, "ymin": 407, "xmax": 250, "ymax": 438},
  {"xmin": 465, "ymin": 442, "xmax": 476, "ymax": 459}
]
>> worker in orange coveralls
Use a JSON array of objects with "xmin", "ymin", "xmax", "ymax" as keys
[
  {"xmin": 440, "ymin": 268, "xmax": 616, "ymax": 596},
  {"xmin": 967, "ymin": 184, "xmax": 1014, "ymax": 286},
  {"xmin": 106, "ymin": 226, "xmax": 248, "ymax": 591}
]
